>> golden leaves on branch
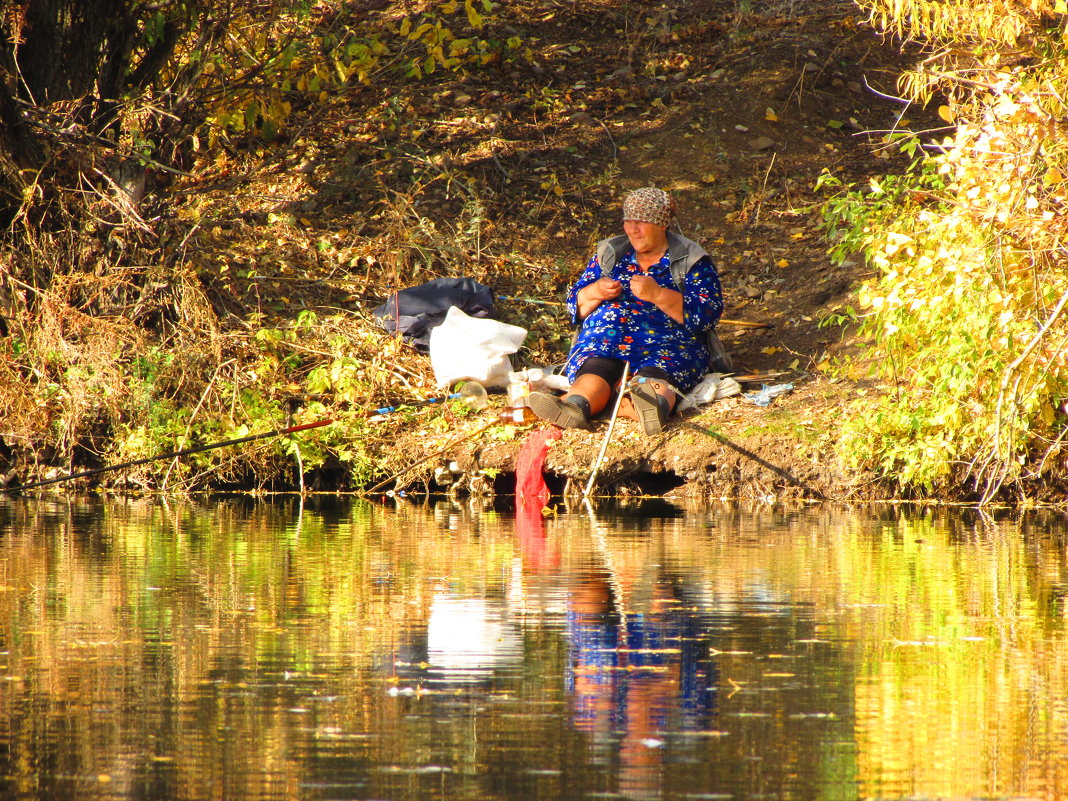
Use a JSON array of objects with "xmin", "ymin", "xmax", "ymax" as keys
[
  {"xmin": 858, "ymin": 0, "xmax": 1039, "ymax": 47},
  {"xmin": 819, "ymin": 0, "xmax": 1068, "ymax": 496},
  {"xmin": 202, "ymin": 1, "xmax": 514, "ymax": 144}
]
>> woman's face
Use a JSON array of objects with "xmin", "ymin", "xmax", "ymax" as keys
[{"xmin": 623, "ymin": 219, "xmax": 668, "ymax": 255}]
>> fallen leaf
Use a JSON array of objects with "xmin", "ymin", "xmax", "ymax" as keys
[
  {"xmin": 765, "ymin": 107, "xmax": 778, "ymax": 122},
  {"xmin": 761, "ymin": 346, "xmax": 780, "ymax": 355}
]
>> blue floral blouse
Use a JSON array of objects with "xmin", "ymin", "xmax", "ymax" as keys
[{"xmin": 564, "ymin": 247, "xmax": 723, "ymax": 390}]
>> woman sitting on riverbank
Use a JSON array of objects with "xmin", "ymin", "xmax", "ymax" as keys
[{"xmin": 528, "ymin": 186, "xmax": 724, "ymax": 435}]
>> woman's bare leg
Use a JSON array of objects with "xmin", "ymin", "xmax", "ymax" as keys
[{"xmin": 563, "ymin": 373, "xmax": 613, "ymax": 416}]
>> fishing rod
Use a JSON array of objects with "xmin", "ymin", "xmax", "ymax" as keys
[
  {"xmin": 368, "ymin": 381, "xmax": 487, "ymax": 417},
  {"xmin": 10, "ymin": 419, "xmax": 334, "ymax": 492}
]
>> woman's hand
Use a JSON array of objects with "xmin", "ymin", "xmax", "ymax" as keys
[
  {"xmin": 590, "ymin": 276, "xmax": 623, "ymax": 300},
  {"xmin": 630, "ymin": 275, "xmax": 661, "ymax": 303},
  {"xmin": 631, "ymin": 275, "xmax": 683, "ymax": 323},
  {"xmin": 576, "ymin": 277, "xmax": 622, "ymax": 318}
]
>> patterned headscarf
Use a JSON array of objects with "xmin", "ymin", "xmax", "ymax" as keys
[{"xmin": 622, "ymin": 186, "xmax": 675, "ymax": 228}]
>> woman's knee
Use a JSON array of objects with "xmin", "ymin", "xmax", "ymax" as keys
[
  {"xmin": 576, "ymin": 357, "xmax": 626, "ymax": 385},
  {"xmin": 632, "ymin": 366, "xmax": 672, "ymax": 385}
]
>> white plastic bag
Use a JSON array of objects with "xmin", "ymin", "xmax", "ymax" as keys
[
  {"xmin": 429, "ymin": 306, "xmax": 528, "ymax": 389},
  {"xmin": 678, "ymin": 372, "xmax": 742, "ymax": 410}
]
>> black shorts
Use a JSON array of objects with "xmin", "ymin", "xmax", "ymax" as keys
[{"xmin": 575, "ymin": 357, "xmax": 672, "ymax": 386}]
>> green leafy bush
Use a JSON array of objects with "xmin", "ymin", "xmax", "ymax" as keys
[{"xmin": 821, "ymin": 1, "xmax": 1068, "ymax": 500}]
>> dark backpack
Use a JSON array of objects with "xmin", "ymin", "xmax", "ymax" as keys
[{"xmin": 372, "ymin": 277, "xmax": 494, "ymax": 353}]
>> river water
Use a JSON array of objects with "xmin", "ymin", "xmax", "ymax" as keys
[{"xmin": 0, "ymin": 496, "xmax": 1066, "ymax": 800}]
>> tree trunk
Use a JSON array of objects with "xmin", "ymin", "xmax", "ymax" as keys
[{"xmin": 14, "ymin": 0, "xmax": 139, "ymax": 109}]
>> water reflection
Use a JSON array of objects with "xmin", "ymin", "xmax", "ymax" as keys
[
  {"xmin": 565, "ymin": 567, "xmax": 718, "ymax": 800},
  {"xmin": 1, "ymin": 497, "xmax": 1068, "ymax": 800},
  {"xmin": 410, "ymin": 593, "xmax": 523, "ymax": 684}
]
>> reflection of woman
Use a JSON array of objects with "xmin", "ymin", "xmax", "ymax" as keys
[
  {"xmin": 529, "ymin": 187, "xmax": 723, "ymax": 435},
  {"xmin": 565, "ymin": 569, "xmax": 718, "ymax": 798}
]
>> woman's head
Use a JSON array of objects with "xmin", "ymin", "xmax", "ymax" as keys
[
  {"xmin": 622, "ymin": 186, "xmax": 675, "ymax": 228},
  {"xmin": 622, "ymin": 186, "xmax": 674, "ymax": 256}
]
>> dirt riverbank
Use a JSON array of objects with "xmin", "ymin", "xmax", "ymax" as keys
[
  {"xmin": 365, "ymin": 0, "xmax": 928, "ymax": 502},
  {"xmin": 2, "ymin": 0, "xmax": 948, "ymax": 502}
]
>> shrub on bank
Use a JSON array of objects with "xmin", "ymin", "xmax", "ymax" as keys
[{"xmin": 820, "ymin": 0, "xmax": 1068, "ymax": 501}]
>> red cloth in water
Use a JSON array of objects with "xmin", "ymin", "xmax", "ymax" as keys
[
  {"xmin": 515, "ymin": 427, "xmax": 562, "ymax": 506},
  {"xmin": 515, "ymin": 427, "xmax": 562, "ymax": 569}
]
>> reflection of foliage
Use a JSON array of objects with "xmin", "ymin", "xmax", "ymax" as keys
[
  {"xmin": 820, "ymin": 0, "xmax": 1068, "ymax": 499},
  {"xmin": 835, "ymin": 511, "xmax": 1068, "ymax": 797},
  {"xmin": 3, "ymin": 503, "xmax": 1068, "ymax": 798},
  {"xmin": 0, "ymin": 499, "xmax": 534, "ymax": 792}
]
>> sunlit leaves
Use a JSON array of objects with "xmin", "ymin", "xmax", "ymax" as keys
[
  {"xmin": 857, "ymin": 0, "xmax": 1040, "ymax": 48},
  {"xmin": 819, "ymin": 107, "xmax": 1068, "ymax": 492},
  {"xmin": 200, "ymin": 1, "xmax": 514, "ymax": 144},
  {"xmin": 815, "ymin": 0, "xmax": 1068, "ymax": 497},
  {"xmin": 397, "ymin": 0, "xmax": 514, "ymax": 78}
]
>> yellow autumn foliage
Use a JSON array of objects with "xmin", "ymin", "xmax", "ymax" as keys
[{"xmin": 822, "ymin": 0, "xmax": 1068, "ymax": 499}]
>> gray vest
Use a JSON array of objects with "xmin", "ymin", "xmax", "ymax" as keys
[{"xmin": 595, "ymin": 231, "xmax": 709, "ymax": 290}]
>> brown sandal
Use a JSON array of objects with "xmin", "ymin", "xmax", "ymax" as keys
[
  {"xmin": 629, "ymin": 384, "xmax": 668, "ymax": 435},
  {"xmin": 528, "ymin": 392, "xmax": 590, "ymax": 429}
]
